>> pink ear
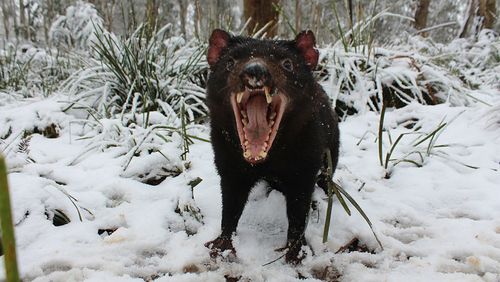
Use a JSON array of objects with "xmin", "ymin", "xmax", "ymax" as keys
[
  {"xmin": 208, "ymin": 29, "xmax": 230, "ymax": 67},
  {"xmin": 295, "ymin": 30, "xmax": 319, "ymax": 69}
]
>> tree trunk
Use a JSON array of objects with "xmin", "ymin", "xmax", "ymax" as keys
[
  {"xmin": 177, "ymin": 0, "xmax": 187, "ymax": 37},
  {"xmin": 26, "ymin": 0, "xmax": 32, "ymax": 41},
  {"xmin": 145, "ymin": 0, "xmax": 158, "ymax": 38},
  {"xmin": 1, "ymin": 0, "xmax": 10, "ymax": 40},
  {"xmin": 294, "ymin": 0, "xmax": 301, "ymax": 32},
  {"xmin": 414, "ymin": 0, "xmax": 431, "ymax": 37},
  {"xmin": 347, "ymin": 0, "xmax": 354, "ymax": 30},
  {"xmin": 10, "ymin": 0, "xmax": 18, "ymax": 40},
  {"xmin": 194, "ymin": 0, "xmax": 200, "ymax": 39},
  {"xmin": 19, "ymin": 0, "xmax": 28, "ymax": 39},
  {"xmin": 43, "ymin": 0, "xmax": 54, "ymax": 44},
  {"xmin": 459, "ymin": 0, "xmax": 497, "ymax": 38},
  {"xmin": 243, "ymin": 0, "xmax": 279, "ymax": 37},
  {"xmin": 481, "ymin": 0, "xmax": 496, "ymax": 29}
]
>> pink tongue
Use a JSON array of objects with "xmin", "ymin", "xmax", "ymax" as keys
[{"xmin": 243, "ymin": 95, "xmax": 270, "ymax": 157}]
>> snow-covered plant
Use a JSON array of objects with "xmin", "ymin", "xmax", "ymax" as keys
[
  {"xmin": 377, "ymin": 103, "xmax": 450, "ymax": 178},
  {"xmin": 320, "ymin": 39, "xmax": 481, "ymax": 119},
  {"xmin": 406, "ymin": 29, "xmax": 500, "ymax": 92},
  {"xmin": 0, "ymin": 45, "xmax": 31, "ymax": 93},
  {"xmin": 70, "ymin": 115, "xmax": 208, "ymax": 178},
  {"xmin": 0, "ymin": 44, "xmax": 76, "ymax": 97},
  {"xmin": 61, "ymin": 24, "xmax": 208, "ymax": 123},
  {"xmin": 48, "ymin": 0, "xmax": 104, "ymax": 50},
  {"xmin": 314, "ymin": 4, "xmax": 499, "ymax": 119}
]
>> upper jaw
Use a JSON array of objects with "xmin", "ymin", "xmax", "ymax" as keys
[
  {"xmin": 230, "ymin": 85, "xmax": 287, "ymax": 164},
  {"xmin": 236, "ymin": 85, "xmax": 276, "ymax": 105}
]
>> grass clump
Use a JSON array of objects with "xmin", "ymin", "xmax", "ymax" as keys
[
  {"xmin": 62, "ymin": 24, "xmax": 208, "ymax": 123},
  {"xmin": 0, "ymin": 45, "xmax": 76, "ymax": 98},
  {"xmin": 59, "ymin": 23, "xmax": 210, "ymax": 165},
  {"xmin": 322, "ymin": 149, "xmax": 383, "ymax": 250}
]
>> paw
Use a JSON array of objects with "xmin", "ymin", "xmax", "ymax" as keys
[
  {"xmin": 277, "ymin": 237, "xmax": 309, "ymax": 265},
  {"xmin": 204, "ymin": 236, "xmax": 236, "ymax": 260},
  {"xmin": 285, "ymin": 245, "xmax": 307, "ymax": 265}
]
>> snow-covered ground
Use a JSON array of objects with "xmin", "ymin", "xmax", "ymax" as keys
[{"xmin": 1, "ymin": 88, "xmax": 500, "ymax": 281}]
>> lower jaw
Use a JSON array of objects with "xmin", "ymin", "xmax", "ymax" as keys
[{"xmin": 244, "ymin": 153, "xmax": 268, "ymax": 164}]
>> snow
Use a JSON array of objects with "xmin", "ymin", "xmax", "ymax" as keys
[{"xmin": 1, "ymin": 89, "xmax": 500, "ymax": 281}]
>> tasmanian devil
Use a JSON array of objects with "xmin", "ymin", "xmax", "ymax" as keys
[{"xmin": 204, "ymin": 29, "xmax": 339, "ymax": 264}]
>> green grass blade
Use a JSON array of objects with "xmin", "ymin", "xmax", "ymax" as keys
[
  {"xmin": 0, "ymin": 155, "xmax": 21, "ymax": 282},
  {"xmin": 322, "ymin": 189, "xmax": 334, "ymax": 244},
  {"xmin": 322, "ymin": 149, "xmax": 335, "ymax": 243},
  {"xmin": 384, "ymin": 133, "xmax": 407, "ymax": 169},
  {"xmin": 378, "ymin": 102, "xmax": 386, "ymax": 167},
  {"xmin": 335, "ymin": 183, "xmax": 384, "ymax": 250},
  {"xmin": 413, "ymin": 122, "xmax": 447, "ymax": 147},
  {"xmin": 393, "ymin": 159, "xmax": 423, "ymax": 168},
  {"xmin": 333, "ymin": 183, "xmax": 351, "ymax": 216}
]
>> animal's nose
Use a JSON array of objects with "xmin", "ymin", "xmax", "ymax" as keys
[{"xmin": 240, "ymin": 61, "xmax": 271, "ymax": 89}]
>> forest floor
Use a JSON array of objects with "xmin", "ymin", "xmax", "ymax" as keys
[{"xmin": 1, "ymin": 89, "xmax": 500, "ymax": 281}]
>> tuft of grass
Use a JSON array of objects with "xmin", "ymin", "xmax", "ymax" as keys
[
  {"xmin": 0, "ymin": 47, "xmax": 32, "ymax": 92},
  {"xmin": 375, "ymin": 107, "xmax": 470, "ymax": 178},
  {"xmin": 0, "ymin": 155, "xmax": 20, "ymax": 282},
  {"xmin": 322, "ymin": 149, "xmax": 383, "ymax": 250},
  {"xmin": 61, "ymin": 23, "xmax": 208, "ymax": 123},
  {"xmin": 0, "ymin": 45, "xmax": 76, "ymax": 97}
]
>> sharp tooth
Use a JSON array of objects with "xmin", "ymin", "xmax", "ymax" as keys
[
  {"xmin": 242, "ymin": 119, "xmax": 248, "ymax": 126},
  {"xmin": 264, "ymin": 87, "xmax": 272, "ymax": 104},
  {"xmin": 241, "ymin": 111, "xmax": 247, "ymax": 118},
  {"xmin": 244, "ymin": 151, "xmax": 251, "ymax": 158},
  {"xmin": 259, "ymin": 151, "xmax": 268, "ymax": 158},
  {"xmin": 270, "ymin": 120, "xmax": 275, "ymax": 126},
  {"xmin": 237, "ymin": 92, "xmax": 244, "ymax": 104},
  {"xmin": 269, "ymin": 112, "xmax": 276, "ymax": 120},
  {"xmin": 244, "ymin": 140, "xmax": 249, "ymax": 146}
]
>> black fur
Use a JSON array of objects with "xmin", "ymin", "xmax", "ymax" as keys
[{"xmin": 205, "ymin": 30, "xmax": 339, "ymax": 264}]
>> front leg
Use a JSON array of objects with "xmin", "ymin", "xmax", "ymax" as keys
[
  {"xmin": 283, "ymin": 178, "xmax": 315, "ymax": 264},
  {"xmin": 205, "ymin": 173, "xmax": 255, "ymax": 258}
]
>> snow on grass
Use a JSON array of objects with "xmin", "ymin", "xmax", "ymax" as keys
[{"xmin": 1, "ymin": 92, "xmax": 500, "ymax": 281}]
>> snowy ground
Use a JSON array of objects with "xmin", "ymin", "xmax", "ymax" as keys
[{"xmin": 1, "ymin": 91, "xmax": 500, "ymax": 281}]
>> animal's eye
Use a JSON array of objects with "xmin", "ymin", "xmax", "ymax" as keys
[
  {"xmin": 281, "ymin": 58, "xmax": 293, "ymax": 72},
  {"xmin": 226, "ymin": 58, "xmax": 236, "ymax": 71}
]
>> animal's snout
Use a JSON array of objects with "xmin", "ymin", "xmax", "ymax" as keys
[{"xmin": 240, "ymin": 61, "xmax": 271, "ymax": 89}]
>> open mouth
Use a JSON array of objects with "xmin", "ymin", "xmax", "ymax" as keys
[{"xmin": 231, "ymin": 86, "xmax": 287, "ymax": 164}]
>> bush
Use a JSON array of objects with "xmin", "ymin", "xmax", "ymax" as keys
[
  {"xmin": 49, "ymin": 0, "xmax": 104, "ymax": 50},
  {"xmin": 0, "ymin": 44, "xmax": 76, "ymax": 98},
  {"xmin": 61, "ymin": 24, "xmax": 208, "ymax": 124}
]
